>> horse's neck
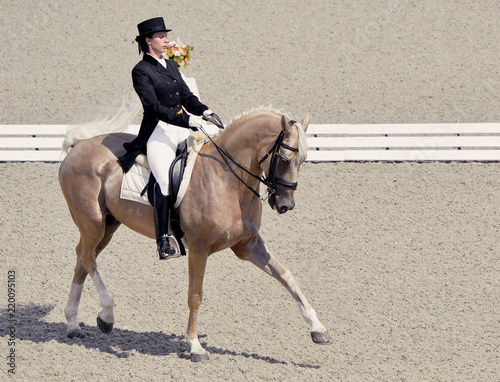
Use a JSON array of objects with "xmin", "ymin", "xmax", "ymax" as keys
[
  {"xmin": 219, "ymin": 115, "xmax": 278, "ymax": 172},
  {"xmin": 193, "ymin": 114, "xmax": 280, "ymax": 201}
]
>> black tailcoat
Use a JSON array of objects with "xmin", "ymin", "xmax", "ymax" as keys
[{"xmin": 119, "ymin": 54, "xmax": 208, "ymax": 172}]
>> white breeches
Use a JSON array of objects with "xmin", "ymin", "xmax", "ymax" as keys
[
  {"xmin": 147, "ymin": 120, "xmax": 220, "ymax": 195},
  {"xmin": 147, "ymin": 121, "xmax": 191, "ymax": 195}
]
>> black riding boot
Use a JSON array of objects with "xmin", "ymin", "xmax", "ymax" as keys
[{"xmin": 154, "ymin": 184, "xmax": 178, "ymax": 260}]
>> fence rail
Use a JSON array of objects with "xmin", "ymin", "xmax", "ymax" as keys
[
  {"xmin": 306, "ymin": 123, "xmax": 500, "ymax": 162},
  {"xmin": 1, "ymin": 123, "xmax": 500, "ymax": 162}
]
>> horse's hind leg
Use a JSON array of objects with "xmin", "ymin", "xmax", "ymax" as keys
[
  {"xmin": 65, "ymin": 215, "xmax": 121, "ymax": 338},
  {"xmin": 65, "ymin": 257, "xmax": 88, "ymax": 338},
  {"xmin": 232, "ymin": 234, "xmax": 332, "ymax": 345}
]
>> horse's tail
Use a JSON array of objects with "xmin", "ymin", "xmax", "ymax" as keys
[{"xmin": 62, "ymin": 94, "xmax": 141, "ymax": 153}]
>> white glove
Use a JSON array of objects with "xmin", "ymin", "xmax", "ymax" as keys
[
  {"xmin": 203, "ymin": 109, "xmax": 214, "ymax": 117},
  {"xmin": 188, "ymin": 115, "xmax": 204, "ymax": 129}
]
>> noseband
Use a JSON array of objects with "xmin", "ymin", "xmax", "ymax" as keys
[{"xmin": 200, "ymin": 115, "xmax": 300, "ymax": 200}]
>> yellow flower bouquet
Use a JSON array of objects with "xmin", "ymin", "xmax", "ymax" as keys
[{"xmin": 163, "ymin": 40, "xmax": 193, "ymax": 69}]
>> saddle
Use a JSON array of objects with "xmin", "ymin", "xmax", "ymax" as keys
[
  {"xmin": 142, "ymin": 140, "xmax": 189, "ymax": 256},
  {"xmin": 102, "ymin": 132, "xmax": 194, "ymax": 256}
]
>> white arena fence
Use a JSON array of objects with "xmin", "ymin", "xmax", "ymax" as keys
[{"xmin": 1, "ymin": 123, "xmax": 500, "ymax": 162}]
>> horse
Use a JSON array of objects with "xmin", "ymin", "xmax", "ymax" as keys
[{"xmin": 58, "ymin": 107, "xmax": 332, "ymax": 362}]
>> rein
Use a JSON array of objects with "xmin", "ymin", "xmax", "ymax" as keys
[{"xmin": 200, "ymin": 114, "xmax": 299, "ymax": 200}]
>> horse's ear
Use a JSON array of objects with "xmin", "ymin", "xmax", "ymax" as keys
[
  {"xmin": 281, "ymin": 115, "xmax": 294, "ymax": 135},
  {"xmin": 301, "ymin": 110, "xmax": 312, "ymax": 133}
]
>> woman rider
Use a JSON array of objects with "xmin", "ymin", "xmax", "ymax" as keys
[{"xmin": 119, "ymin": 17, "xmax": 216, "ymax": 260}]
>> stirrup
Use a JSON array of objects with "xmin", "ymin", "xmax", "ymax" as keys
[{"xmin": 158, "ymin": 234, "xmax": 181, "ymax": 260}]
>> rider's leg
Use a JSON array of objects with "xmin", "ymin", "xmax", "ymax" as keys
[{"xmin": 147, "ymin": 124, "xmax": 181, "ymax": 259}]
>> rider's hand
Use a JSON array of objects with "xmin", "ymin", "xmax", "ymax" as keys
[
  {"xmin": 188, "ymin": 115, "xmax": 204, "ymax": 130},
  {"xmin": 203, "ymin": 109, "xmax": 214, "ymax": 118},
  {"xmin": 202, "ymin": 110, "xmax": 224, "ymax": 130}
]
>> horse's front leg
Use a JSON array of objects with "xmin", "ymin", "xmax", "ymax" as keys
[
  {"xmin": 232, "ymin": 234, "xmax": 332, "ymax": 345},
  {"xmin": 186, "ymin": 249, "xmax": 210, "ymax": 362}
]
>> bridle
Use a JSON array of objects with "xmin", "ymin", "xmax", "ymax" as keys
[
  {"xmin": 200, "ymin": 114, "xmax": 300, "ymax": 200},
  {"xmin": 258, "ymin": 128, "xmax": 299, "ymax": 194}
]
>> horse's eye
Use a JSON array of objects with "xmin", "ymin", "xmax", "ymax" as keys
[{"xmin": 280, "ymin": 156, "xmax": 290, "ymax": 166}]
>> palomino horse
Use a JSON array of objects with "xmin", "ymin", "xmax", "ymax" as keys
[{"xmin": 58, "ymin": 108, "xmax": 332, "ymax": 361}]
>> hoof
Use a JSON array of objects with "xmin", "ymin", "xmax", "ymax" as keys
[
  {"xmin": 96, "ymin": 316, "xmax": 114, "ymax": 334},
  {"xmin": 190, "ymin": 352, "xmax": 210, "ymax": 362},
  {"xmin": 311, "ymin": 331, "xmax": 333, "ymax": 345},
  {"xmin": 67, "ymin": 330, "xmax": 86, "ymax": 339}
]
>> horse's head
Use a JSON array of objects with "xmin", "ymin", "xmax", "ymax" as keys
[{"xmin": 261, "ymin": 111, "xmax": 311, "ymax": 214}]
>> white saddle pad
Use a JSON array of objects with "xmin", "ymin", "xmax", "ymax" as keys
[{"xmin": 120, "ymin": 131, "xmax": 211, "ymax": 208}]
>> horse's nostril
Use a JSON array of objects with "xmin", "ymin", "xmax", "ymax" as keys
[{"xmin": 278, "ymin": 205, "xmax": 289, "ymax": 214}]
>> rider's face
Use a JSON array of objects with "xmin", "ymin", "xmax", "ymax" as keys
[{"xmin": 147, "ymin": 32, "xmax": 169, "ymax": 58}]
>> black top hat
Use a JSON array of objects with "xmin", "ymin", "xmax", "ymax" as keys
[{"xmin": 135, "ymin": 17, "xmax": 171, "ymax": 41}]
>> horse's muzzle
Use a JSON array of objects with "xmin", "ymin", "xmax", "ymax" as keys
[{"xmin": 268, "ymin": 193, "xmax": 295, "ymax": 214}]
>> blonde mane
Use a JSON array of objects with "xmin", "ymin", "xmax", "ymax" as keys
[
  {"xmin": 227, "ymin": 106, "xmax": 290, "ymax": 127},
  {"xmin": 222, "ymin": 106, "xmax": 308, "ymax": 157}
]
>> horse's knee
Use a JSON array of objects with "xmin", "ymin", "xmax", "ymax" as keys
[{"xmin": 188, "ymin": 293, "xmax": 203, "ymax": 310}]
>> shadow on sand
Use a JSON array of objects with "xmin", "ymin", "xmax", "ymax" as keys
[{"xmin": 1, "ymin": 304, "xmax": 320, "ymax": 368}]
